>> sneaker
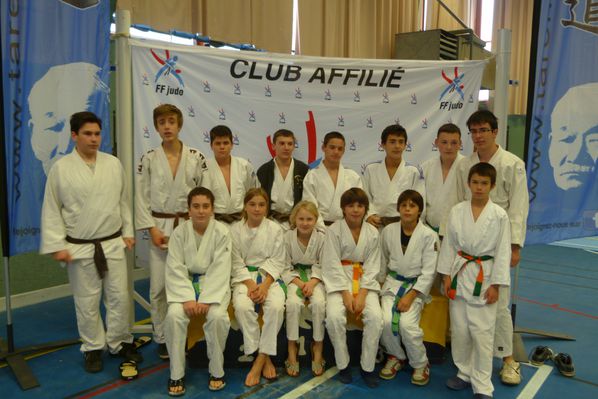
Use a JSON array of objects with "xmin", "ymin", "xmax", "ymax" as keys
[
  {"xmin": 530, "ymin": 346, "xmax": 554, "ymax": 366},
  {"xmin": 446, "ymin": 375, "xmax": 471, "ymax": 390},
  {"xmin": 118, "ymin": 342, "xmax": 143, "ymax": 363},
  {"xmin": 338, "ymin": 367, "xmax": 352, "ymax": 384},
  {"xmin": 500, "ymin": 361, "xmax": 522, "ymax": 385},
  {"xmin": 158, "ymin": 343, "xmax": 169, "ymax": 360},
  {"xmin": 553, "ymin": 353, "xmax": 575, "ymax": 377},
  {"xmin": 379, "ymin": 355, "xmax": 406, "ymax": 380},
  {"xmin": 360, "ymin": 368, "xmax": 379, "ymax": 388},
  {"xmin": 411, "ymin": 364, "xmax": 430, "ymax": 386},
  {"xmin": 84, "ymin": 350, "xmax": 103, "ymax": 373}
]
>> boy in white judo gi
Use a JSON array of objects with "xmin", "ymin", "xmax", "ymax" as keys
[
  {"xmin": 456, "ymin": 110, "xmax": 529, "ymax": 385},
  {"xmin": 363, "ymin": 124, "xmax": 425, "ymax": 228},
  {"xmin": 322, "ymin": 188, "xmax": 383, "ymax": 388},
  {"xmin": 202, "ymin": 125, "xmax": 258, "ymax": 224},
  {"xmin": 439, "ymin": 162, "xmax": 511, "ymax": 399},
  {"xmin": 230, "ymin": 188, "xmax": 287, "ymax": 387},
  {"xmin": 282, "ymin": 201, "xmax": 326, "ymax": 377},
  {"xmin": 256, "ymin": 129, "xmax": 309, "ymax": 230},
  {"xmin": 136, "ymin": 104, "xmax": 208, "ymax": 359},
  {"xmin": 420, "ymin": 123, "xmax": 464, "ymax": 236},
  {"xmin": 302, "ymin": 132, "xmax": 362, "ymax": 227},
  {"xmin": 379, "ymin": 190, "xmax": 438, "ymax": 385},
  {"xmin": 40, "ymin": 112, "xmax": 140, "ymax": 373},
  {"xmin": 164, "ymin": 187, "xmax": 232, "ymax": 395}
]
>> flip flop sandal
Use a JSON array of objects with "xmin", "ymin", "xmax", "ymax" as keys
[
  {"xmin": 133, "ymin": 336, "xmax": 152, "ymax": 350},
  {"xmin": 120, "ymin": 361, "xmax": 138, "ymax": 381},
  {"xmin": 285, "ymin": 360, "xmax": 300, "ymax": 377},
  {"xmin": 168, "ymin": 377, "xmax": 186, "ymax": 396},
  {"xmin": 311, "ymin": 359, "xmax": 326, "ymax": 377},
  {"xmin": 208, "ymin": 376, "xmax": 226, "ymax": 391}
]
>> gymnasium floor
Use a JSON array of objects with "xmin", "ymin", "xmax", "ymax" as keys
[{"xmin": 1, "ymin": 243, "xmax": 597, "ymax": 398}]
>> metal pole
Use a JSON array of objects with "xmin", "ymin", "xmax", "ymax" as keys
[
  {"xmin": 115, "ymin": 10, "xmax": 137, "ymax": 330},
  {"xmin": 494, "ymin": 29, "xmax": 511, "ymax": 150},
  {"xmin": 2, "ymin": 254, "xmax": 13, "ymax": 352}
]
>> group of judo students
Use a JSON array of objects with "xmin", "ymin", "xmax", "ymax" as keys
[{"xmin": 40, "ymin": 103, "xmax": 528, "ymax": 399}]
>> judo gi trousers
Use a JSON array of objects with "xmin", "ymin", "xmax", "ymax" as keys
[
  {"xmin": 326, "ymin": 291, "xmax": 383, "ymax": 372},
  {"xmin": 380, "ymin": 295, "xmax": 428, "ymax": 369},
  {"xmin": 165, "ymin": 301, "xmax": 230, "ymax": 380},
  {"xmin": 450, "ymin": 297, "xmax": 497, "ymax": 396},
  {"xmin": 286, "ymin": 282, "xmax": 326, "ymax": 341},
  {"xmin": 232, "ymin": 282, "xmax": 285, "ymax": 355},
  {"xmin": 494, "ymin": 285, "xmax": 513, "ymax": 358},
  {"xmin": 149, "ymin": 244, "xmax": 168, "ymax": 344},
  {"xmin": 67, "ymin": 257, "xmax": 133, "ymax": 354}
]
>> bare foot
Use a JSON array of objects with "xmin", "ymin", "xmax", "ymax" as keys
[
  {"xmin": 245, "ymin": 354, "xmax": 266, "ymax": 387},
  {"xmin": 262, "ymin": 355, "xmax": 278, "ymax": 380},
  {"xmin": 312, "ymin": 341, "xmax": 324, "ymax": 363}
]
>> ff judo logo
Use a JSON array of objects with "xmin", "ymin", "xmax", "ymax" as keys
[
  {"xmin": 439, "ymin": 67, "xmax": 465, "ymax": 111},
  {"xmin": 151, "ymin": 49, "xmax": 185, "ymax": 96}
]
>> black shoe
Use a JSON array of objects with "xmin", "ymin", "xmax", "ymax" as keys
[
  {"xmin": 118, "ymin": 342, "xmax": 143, "ymax": 363},
  {"xmin": 158, "ymin": 343, "xmax": 169, "ymax": 360},
  {"xmin": 338, "ymin": 367, "xmax": 352, "ymax": 384},
  {"xmin": 553, "ymin": 353, "xmax": 575, "ymax": 377},
  {"xmin": 84, "ymin": 350, "xmax": 103, "ymax": 373},
  {"xmin": 530, "ymin": 346, "xmax": 554, "ymax": 366},
  {"xmin": 360, "ymin": 368, "xmax": 379, "ymax": 388}
]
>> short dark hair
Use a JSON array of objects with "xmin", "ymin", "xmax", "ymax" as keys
[
  {"xmin": 153, "ymin": 104, "xmax": 183, "ymax": 129},
  {"xmin": 381, "ymin": 124, "xmax": 407, "ymax": 144},
  {"xmin": 437, "ymin": 123, "xmax": 461, "ymax": 137},
  {"xmin": 466, "ymin": 110, "xmax": 498, "ymax": 130},
  {"xmin": 323, "ymin": 131, "xmax": 345, "ymax": 146},
  {"xmin": 187, "ymin": 187, "xmax": 215, "ymax": 208},
  {"xmin": 273, "ymin": 129, "xmax": 295, "ymax": 144},
  {"xmin": 468, "ymin": 162, "xmax": 497, "ymax": 185},
  {"xmin": 70, "ymin": 111, "xmax": 102, "ymax": 134},
  {"xmin": 210, "ymin": 125, "xmax": 233, "ymax": 144},
  {"xmin": 340, "ymin": 187, "xmax": 369, "ymax": 214},
  {"xmin": 397, "ymin": 189, "xmax": 424, "ymax": 214}
]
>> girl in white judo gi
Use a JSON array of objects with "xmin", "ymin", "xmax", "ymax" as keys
[
  {"xmin": 230, "ymin": 188, "xmax": 287, "ymax": 387},
  {"xmin": 438, "ymin": 163, "xmax": 511, "ymax": 399},
  {"xmin": 164, "ymin": 187, "xmax": 231, "ymax": 395},
  {"xmin": 379, "ymin": 189, "xmax": 438, "ymax": 385},
  {"xmin": 322, "ymin": 187, "xmax": 383, "ymax": 388},
  {"xmin": 136, "ymin": 104, "xmax": 207, "ymax": 359},
  {"xmin": 282, "ymin": 201, "xmax": 326, "ymax": 377}
]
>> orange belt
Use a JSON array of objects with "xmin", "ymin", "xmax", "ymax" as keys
[{"xmin": 341, "ymin": 260, "xmax": 363, "ymax": 297}]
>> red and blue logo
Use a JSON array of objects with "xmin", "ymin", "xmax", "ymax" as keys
[
  {"xmin": 439, "ymin": 67, "xmax": 464, "ymax": 100},
  {"xmin": 151, "ymin": 49, "xmax": 184, "ymax": 87}
]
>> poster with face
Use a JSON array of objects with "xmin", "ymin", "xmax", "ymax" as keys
[{"xmin": 526, "ymin": 0, "xmax": 598, "ymax": 244}]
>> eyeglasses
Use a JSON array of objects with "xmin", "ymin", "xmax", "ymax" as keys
[{"xmin": 469, "ymin": 128, "xmax": 493, "ymax": 135}]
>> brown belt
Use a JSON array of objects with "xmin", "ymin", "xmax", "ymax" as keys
[
  {"xmin": 270, "ymin": 210, "xmax": 290, "ymax": 223},
  {"xmin": 214, "ymin": 212, "xmax": 242, "ymax": 224},
  {"xmin": 324, "ymin": 220, "xmax": 335, "ymax": 226},
  {"xmin": 65, "ymin": 230, "xmax": 122, "ymax": 279},
  {"xmin": 380, "ymin": 216, "xmax": 401, "ymax": 226},
  {"xmin": 151, "ymin": 211, "xmax": 189, "ymax": 228}
]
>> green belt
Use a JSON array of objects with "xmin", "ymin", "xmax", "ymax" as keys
[{"xmin": 293, "ymin": 263, "xmax": 312, "ymax": 299}]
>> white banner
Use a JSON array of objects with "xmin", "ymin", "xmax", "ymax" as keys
[
  {"xmin": 131, "ymin": 39, "xmax": 485, "ymax": 174},
  {"xmin": 131, "ymin": 40, "xmax": 485, "ymax": 266}
]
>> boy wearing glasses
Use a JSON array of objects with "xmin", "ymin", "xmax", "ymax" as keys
[{"xmin": 455, "ymin": 110, "xmax": 529, "ymax": 386}]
